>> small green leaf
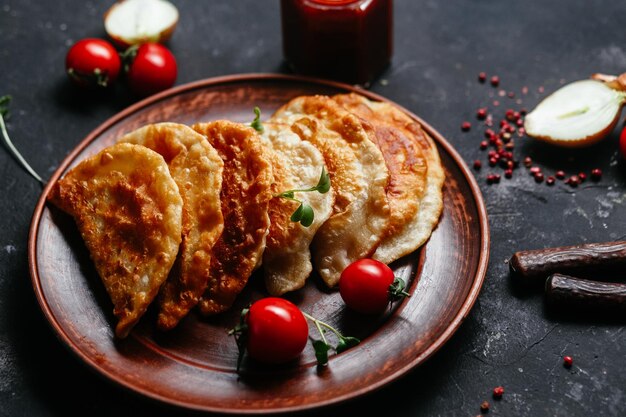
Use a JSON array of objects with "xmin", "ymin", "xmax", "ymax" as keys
[
  {"xmin": 336, "ymin": 336, "xmax": 360, "ymax": 354},
  {"xmin": 290, "ymin": 203, "xmax": 304, "ymax": 222},
  {"xmin": 0, "ymin": 95, "xmax": 11, "ymax": 117},
  {"xmin": 316, "ymin": 167, "xmax": 331, "ymax": 194},
  {"xmin": 299, "ymin": 204, "xmax": 314, "ymax": 227},
  {"xmin": 250, "ymin": 106, "xmax": 264, "ymax": 133},
  {"xmin": 312, "ymin": 339, "xmax": 330, "ymax": 366}
]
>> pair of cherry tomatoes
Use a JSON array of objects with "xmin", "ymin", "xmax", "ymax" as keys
[
  {"xmin": 65, "ymin": 39, "xmax": 177, "ymax": 96},
  {"xmin": 243, "ymin": 259, "xmax": 402, "ymax": 365}
]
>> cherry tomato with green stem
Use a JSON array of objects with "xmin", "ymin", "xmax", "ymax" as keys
[
  {"xmin": 339, "ymin": 259, "xmax": 410, "ymax": 314},
  {"xmin": 243, "ymin": 297, "xmax": 309, "ymax": 365},
  {"xmin": 125, "ymin": 43, "xmax": 177, "ymax": 97},
  {"xmin": 65, "ymin": 38, "xmax": 121, "ymax": 88}
]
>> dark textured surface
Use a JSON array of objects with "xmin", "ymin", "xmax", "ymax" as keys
[{"xmin": 0, "ymin": 0, "xmax": 625, "ymax": 416}]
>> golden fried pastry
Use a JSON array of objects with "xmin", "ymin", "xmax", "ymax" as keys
[
  {"xmin": 119, "ymin": 123, "xmax": 224, "ymax": 331},
  {"xmin": 48, "ymin": 143, "xmax": 183, "ymax": 338},
  {"xmin": 271, "ymin": 96, "xmax": 390, "ymax": 287},
  {"xmin": 192, "ymin": 121, "xmax": 273, "ymax": 315},
  {"xmin": 259, "ymin": 123, "xmax": 334, "ymax": 295},
  {"xmin": 339, "ymin": 95, "xmax": 444, "ymax": 263},
  {"xmin": 334, "ymin": 93, "xmax": 432, "ymax": 263}
]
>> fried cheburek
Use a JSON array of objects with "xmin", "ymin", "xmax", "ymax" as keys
[
  {"xmin": 334, "ymin": 93, "xmax": 434, "ymax": 263},
  {"xmin": 48, "ymin": 143, "xmax": 183, "ymax": 338},
  {"xmin": 337, "ymin": 94, "xmax": 445, "ymax": 263},
  {"xmin": 271, "ymin": 96, "xmax": 390, "ymax": 287},
  {"xmin": 192, "ymin": 121, "xmax": 273, "ymax": 315},
  {"xmin": 259, "ymin": 123, "xmax": 334, "ymax": 295},
  {"xmin": 119, "ymin": 123, "xmax": 224, "ymax": 331}
]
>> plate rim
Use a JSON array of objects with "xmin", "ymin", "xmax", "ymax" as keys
[{"xmin": 28, "ymin": 73, "xmax": 490, "ymax": 414}]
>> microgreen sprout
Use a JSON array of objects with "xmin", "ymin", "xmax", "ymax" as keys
[
  {"xmin": 302, "ymin": 312, "xmax": 360, "ymax": 366},
  {"xmin": 274, "ymin": 167, "xmax": 330, "ymax": 227},
  {"xmin": 250, "ymin": 106, "xmax": 264, "ymax": 133}
]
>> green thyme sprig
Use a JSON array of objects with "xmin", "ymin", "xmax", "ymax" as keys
[
  {"xmin": 302, "ymin": 312, "xmax": 360, "ymax": 366},
  {"xmin": 0, "ymin": 95, "xmax": 45, "ymax": 185},
  {"xmin": 274, "ymin": 167, "xmax": 331, "ymax": 227},
  {"xmin": 250, "ymin": 106, "xmax": 264, "ymax": 133}
]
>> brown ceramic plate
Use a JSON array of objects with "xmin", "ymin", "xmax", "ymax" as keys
[{"xmin": 29, "ymin": 74, "xmax": 489, "ymax": 414}]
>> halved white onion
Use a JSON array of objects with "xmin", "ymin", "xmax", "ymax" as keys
[
  {"xmin": 104, "ymin": 0, "xmax": 179, "ymax": 47},
  {"xmin": 524, "ymin": 79, "xmax": 626, "ymax": 147}
]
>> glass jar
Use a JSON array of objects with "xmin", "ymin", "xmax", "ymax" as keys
[{"xmin": 280, "ymin": 0, "xmax": 393, "ymax": 86}]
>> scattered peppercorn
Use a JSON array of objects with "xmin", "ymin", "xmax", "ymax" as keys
[
  {"xmin": 530, "ymin": 166, "xmax": 541, "ymax": 175},
  {"xmin": 591, "ymin": 168, "xmax": 602, "ymax": 181},
  {"xmin": 461, "ymin": 121, "xmax": 471, "ymax": 131},
  {"xmin": 546, "ymin": 176, "xmax": 555, "ymax": 186},
  {"xmin": 480, "ymin": 140, "xmax": 488, "ymax": 150},
  {"xmin": 473, "ymin": 160, "xmax": 482, "ymax": 170},
  {"xmin": 490, "ymin": 76, "xmax": 500, "ymax": 87},
  {"xmin": 563, "ymin": 356, "xmax": 573, "ymax": 368},
  {"xmin": 578, "ymin": 172, "xmax": 587, "ymax": 182},
  {"xmin": 505, "ymin": 169, "xmax": 513, "ymax": 178},
  {"xmin": 478, "ymin": 72, "xmax": 487, "ymax": 83},
  {"xmin": 523, "ymin": 157, "xmax": 532, "ymax": 167},
  {"xmin": 534, "ymin": 172, "xmax": 544, "ymax": 183},
  {"xmin": 566, "ymin": 175, "xmax": 580, "ymax": 187},
  {"xmin": 477, "ymin": 108, "xmax": 487, "ymax": 119},
  {"xmin": 481, "ymin": 401, "xmax": 490, "ymax": 412},
  {"xmin": 493, "ymin": 386, "xmax": 505, "ymax": 399},
  {"xmin": 555, "ymin": 170, "xmax": 566, "ymax": 180}
]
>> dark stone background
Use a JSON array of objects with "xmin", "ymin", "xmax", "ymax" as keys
[{"xmin": 1, "ymin": 1, "xmax": 624, "ymax": 416}]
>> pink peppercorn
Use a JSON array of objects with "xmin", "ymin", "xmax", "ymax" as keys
[
  {"xmin": 493, "ymin": 174, "xmax": 501, "ymax": 183},
  {"xmin": 555, "ymin": 170, "xmax": 566, "ymax": 179},
  {"xmin": 546, "ymin": 176, "xmax": 555, "ymax": 185},
  {"xmin": 493, "ymin": 386, "xmax": 505, "ymax": 399},
  {"xmin": 477, "ymin": 108, "xmax": 487, "ymax": 119},
  {"xmin": 523, "ymin": 157, "xmax": 532, "ymax": 167},
  {"xmin": 481, "ymin": 401, "xmax": 490, "ymax": 412},
  {"xmin": 473, "ymin": 160, "xmax": 482, "ymax": 170},
  {"xmin": 485, "ymin": 128, "xmax": 495, "ymax": 138},
  {"xmin": 578, "ymin": 172, "xmax": 587, "ymax": 182},
  {"xmin": 563, "ymin": 356, "xmax": 573, "ymax": 368},
  {"xmin": 461, "ymin": 121, "xmax": 471, "ymax": 131},
  {"xmin": 530, "ymin": 166, "xmax": 541, "ymax": 175},
  {"xmin": 480, "ymin": 141, "xmax": 488, "ymax": 150},
  {"xmin": 489, "ymin": 157, "xmax": 498, "ymax": 167},
  {"xmin": 505, "ymin": 169, "xmax": 513, "ymax": 178},
  {"xmin": 490, "ymin": 76, "xmax": 500, "ymax": 87},
  {"xmin": 591, "ymin": 169, "xmax": 602, "ymax": 181},
  {"xmin": 567, "ymin": 175, "xmax": 580, "ymax": 187},
  {"xmin": 535, "ymin": 172, "xmax": 544, "ymax": 183},
  {"xmin": 478, "ymin": 72, "xmax": 487, "ymax": 83}
]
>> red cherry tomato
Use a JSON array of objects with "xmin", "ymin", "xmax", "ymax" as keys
[
  {"xmin": 65, "ymin": 38, "xmax": 121, "ymax": 88},
  {"xmin": 339, "ymin": 259, "xmax": 395, "ymax": 314},
  {"xmin": 245, "ymin": 298, "xmax": 308, "ymax": 364},
  {"xmin": 126, "ymin": 43, "xmax": 177, "ymax": 97},
  {"xmin": 620, "ymin": 125, "xmax": 626, "ymax": 159}
]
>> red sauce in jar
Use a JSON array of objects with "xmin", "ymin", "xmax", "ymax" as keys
[{"xmin": 280, "ymin": 0, "xmax": 393, "ymax": 85}]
